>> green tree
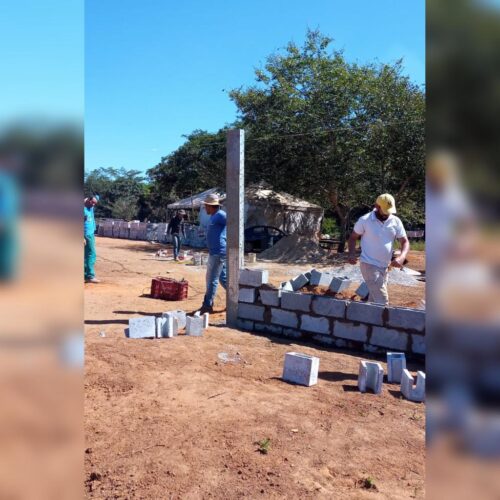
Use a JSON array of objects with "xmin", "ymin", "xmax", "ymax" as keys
[
  {"xmin": 84, "ymin": 167, "xmax": 149, "ymax": 220},
  {"xmin": 230, "ymin": 30, "xmax": 425, "ymax": 249}
]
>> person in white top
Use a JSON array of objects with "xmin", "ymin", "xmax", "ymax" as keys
[{"xmin": 348, "ymin": 193, "xmax": 410, "ymax": 305}]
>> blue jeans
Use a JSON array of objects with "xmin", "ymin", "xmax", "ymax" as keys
[
  {"xmin": 203, "ymin": 254, "xmax": 227, "ymax": 307},
  {"xmin": 172, "ymin": 234, "xmax": 181, "ymax": 259}
]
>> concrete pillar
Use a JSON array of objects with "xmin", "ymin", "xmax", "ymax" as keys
[{"xmin": 226, "ymin": 129, "xmax": 245, "ymax": 327}]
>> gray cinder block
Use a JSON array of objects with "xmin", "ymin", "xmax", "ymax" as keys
[
  {"xmin": 282, "ymin": 352, "xmax": 320, "ymax": 386},
  {"xmin": 238, "ymin": 287, "xmax": 256, "ymax": 303},
  {"xmin": 412, "ymin": 334, "xmax": 425, "ymax": 354},
  {"xmin": 291, "ymin": 274, "xmax": 309, "ymax": 291},
  {"xmin": 371, "ymin": 327, "xmax": 409, "ymax": 351},
  {"xmin": 186, "ymin": 316, "xmax": 204, "ymax": 337},
  {"xmin": 259, "ymin": 288, "xmax": 282, "ymax": 306},
  {"xmin": 161, "ymin": 313, "xmax": 179, "ymax": 338},
  {"xmin": 238, "ymin": 303, "xmax": 265, "ymax": 322},
  {"xmin": 333, "ymin": 322, "xmax": 368, "ymax": 342},
  {"xmin": 280, "ymin": 281, "xmax": 294, "ymax": 292},
  {"xmin": 281, "ymin": 292, "xmax": 312, "ymax": 312},
  {"xmin": 202, "ymin": 313, "xmax": 209, "ymax": 328},
  {"xmin": 358, "ymin": 360, "xmax": 384, "ymax": 394},
  {"xmin": 236, "ymin": 319, "xmax": 254, "ymax": 331},
  {"xmin": 239, "ymin": 268, "xmax": 269, "ymax": 287},
  {"xmin": 387, "ymin": 352, "xmax": 407, "ymax": 383},
  {"xmin": 254, "ymin": 322, "xmax": 283, "ymax": 335},
  {"xmin": 329, "ymin": 276, "xmax": 352, "ymax": 293},
  {"xmin": 355, "ymin": 282, "xmax": 369, "ymax": 299},
  {"xmin": 156, "ymin": 316, "xmax": 177, "ymax": 339},
  {"xmin": 300, "ymin": 315, "xmax": 330, "ymax": 334},
  {"xmin": 346, "ymin": 301, "xmax": 385, "ymax": 326},
  {"xmin": 386, "ymin": 307, "xmax": 425, "ymax": 332},
  {"xmin": 271, "ymin": 308, "xmax": 299, "ymax": 328},
  {"xmin": 401, "ymin": 370, "xmax": 425, "ymax": 402},
  {"xmin": 311, "ymin": 296, "xmax": 346, "ymax": 318},
  {"xmin": 310, "ymin": 269, "xmax": 335, "ymax": 287},
  {"xmin": 163, "ymin": 310, "xmax": 186, "ymax": 329},
  {"xmin": 128, "ymin": 316, "xmax": 156, "ymax": 339}
]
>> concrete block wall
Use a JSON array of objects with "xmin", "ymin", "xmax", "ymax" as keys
[{"xmin": 236, "ymin": 269, "xmax": 425, "ymax": 358}]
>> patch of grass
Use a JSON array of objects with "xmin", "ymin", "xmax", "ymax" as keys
[
  {"xmin": 358, "ymin": 476, "xmax": 378, "ymax": 490},
  {"xmin": 256, "ymin": 438, "xmax": 271, "ymax": 454}
]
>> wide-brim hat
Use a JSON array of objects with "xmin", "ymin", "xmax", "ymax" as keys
[{"xmin": 203, "ymin": 193, "xmax": 221, "ymax": 206}]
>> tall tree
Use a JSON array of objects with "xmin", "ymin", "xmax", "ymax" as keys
[{"xmin": 230, "ymin": 30, "xmax": 425, "ymax": 249}]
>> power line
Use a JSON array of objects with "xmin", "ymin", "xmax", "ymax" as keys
[{"xmin": 154, "ymin": 117, "xmax": 425, "ymax": 159}]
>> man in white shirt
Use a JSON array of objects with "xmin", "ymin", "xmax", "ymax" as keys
[{"xmin": 348, "ymin": 194, "xmax": 410, "ymax": 305}]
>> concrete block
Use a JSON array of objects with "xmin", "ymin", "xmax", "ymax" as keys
[
  {"xmin": 346, "ymin": 301, "xmax": 384, "ymax": 326},
  {"xmin": 280, "ymin": 281, "xmax": 294, "ymax": 292},
  {"xmin": 386, "ymin": 307, "xmax": 425, "ymax": 332},
  {"xmin": 156, "ymin": 316, "xmax": 176, "ymax": 338},
  {"xmin": 186, "ymin": 316, "xmax": 204, "ymax": 337},
  {"xmin": 238, "ymin": 303, "xmax": 265, "ymax": 322},
  {"xmin": 238, "ymin": 287, "xmax": 256, "ymax": 303},
  {"xmin": 282, "ymin": 352, "xmax": 320, "ymax": 387},
  {"xmin": 291, "ymin": 274, "xmax": 309, "ymax": 291},
  {"xmin": 310, "ymin": 269, "xmax": 335, "ymax": 287},
  {"xmin": 371, "ymin": 327, "xmax": 409, "ymax": 351},
  {"xmin": 282, "ymin": 328, "xmax": 303, "ymax": 339},
  {"xmin": 358, "ymin": 360, "xmax": 384, "ymax": 394},
  {"xmin": 311, "ymin": 296, "xmax": 346, "ymax": 318},
  {"xmin": 281, "ymin": 292, "xmax": 312, "ymax": 312},
  {"xmin": 162, "ymin": 310, "xmax": 186, "ymax": 329},
  {"xmin": 333, "ymin": 322, "xmax": 368, "ymax": 342},
  {"xmin": 236, "ymin": 319, "xmax": 254, "ymax": 331},
  {"xmin": 387, "ymin": 352, "xmax": 407, "ymax": 383},
  {"xmin": 259, "ymin": 288, "xmax": 281, "ymax": 307},
  {"xmin": 355, "ymin": 281, "xmax": 369, "ymax": 299},
  {"xmin": 239, "ymin": 268, "xmax": 269, "ymax": 287},
  {"xmin": 329, "ymin": 276, "xmax": 352, "ymax": 293},
  {"xmin": 254, "ymin": 322, "xmax": 283, "ymax": 335},
  {"xmin": 401, "ymin": 370, "xmax": 426, "ymax": 402},
  {"xmin": 202, "ymin": 313, "xmax": 209, "ymax": 328},
  {"xmin": 311, "ymin": 334, "xmax": 335, "ymax": 346},
  {"xmin": 412, "ymin": 334, "xmax": 425, "ymax": 354},
  {"xmin": 300, "ymin": 315, "xmax": 330, "ymax": 334},
  {"xmin": 128, "ymin": 316, "xmax": 156, "ymax": 339},
  {"xmin": 271, "ymin": 308, "xmax": 299, "ymax": 328}
]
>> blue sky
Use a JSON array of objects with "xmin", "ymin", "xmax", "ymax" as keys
[
  {"xmin": 85, "ymin": 0, "xmax": 425, "ymax": 174},
  {"xmin": 0, "ymin": 0, "xmax": 83, "ymax": 124}
]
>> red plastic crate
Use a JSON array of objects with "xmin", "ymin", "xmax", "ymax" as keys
[{"xmin": 151, "ymin": 277, "xmax": 188, "ymax": 301}]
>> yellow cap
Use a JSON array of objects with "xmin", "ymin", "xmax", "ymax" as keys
[{"xmin": 376, "ymin": 193, "xmax": 397, "ymax": 215}]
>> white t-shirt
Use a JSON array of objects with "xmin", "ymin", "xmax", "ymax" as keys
[{"xmin": 353, "ymin": 210, "xmax": 407, "ymax": 268}]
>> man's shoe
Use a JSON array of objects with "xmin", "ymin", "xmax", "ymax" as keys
[
  {"xmin": 85, "ymin": 277, "xmax": 101, "ymax": 283},
  {"xmin": 198, "ymin": 305, "xmax": 214, "ymax": 315}
]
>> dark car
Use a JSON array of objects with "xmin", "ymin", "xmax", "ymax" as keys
[{"xmin": 244, "ymin": 225, "xmax": 287, "ymax": 253}]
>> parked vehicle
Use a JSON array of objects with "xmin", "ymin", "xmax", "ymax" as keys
[{"xmin": 244, "ymin": 226, "xmax": 287, "ymax": 253}]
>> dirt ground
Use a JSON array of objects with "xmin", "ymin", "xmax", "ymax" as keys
[{"xmin": 85, "ymin": 238, "xmax": 425, "ymax": 499}]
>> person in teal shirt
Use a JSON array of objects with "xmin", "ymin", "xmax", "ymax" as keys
[
  {"xmin": 0, "ymin": 170, "xmax": 19, "ymax": 282},
  {"xmin": 84, "ymin": 195, "xmax": 100, "ymax": 283}
]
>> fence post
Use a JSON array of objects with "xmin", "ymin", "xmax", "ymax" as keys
[{"xmin": 226, "ymin": 129, "xmax": 245, "ymax": 327}]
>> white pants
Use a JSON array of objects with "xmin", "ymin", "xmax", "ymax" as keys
[{"xmin": 360, "ymin": 261, "xmax": 389, "ymax": 305}]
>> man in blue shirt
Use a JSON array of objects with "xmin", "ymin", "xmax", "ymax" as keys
[
  {"xmin": 199, "ymin": 194, "xmax": 227, "ymax": 314},
  {"xmin": 84, "ymin": 195, "xmax": 101, "ymax": 283}
]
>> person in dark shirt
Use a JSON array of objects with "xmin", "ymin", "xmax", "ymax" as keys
[
  {"xmin": 167, "ymin": 210, "xmax": 186, "ymax": 261},
  {"xmin": 199, "ymin": 194, "xmax": 226, "ymax": 314}
]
